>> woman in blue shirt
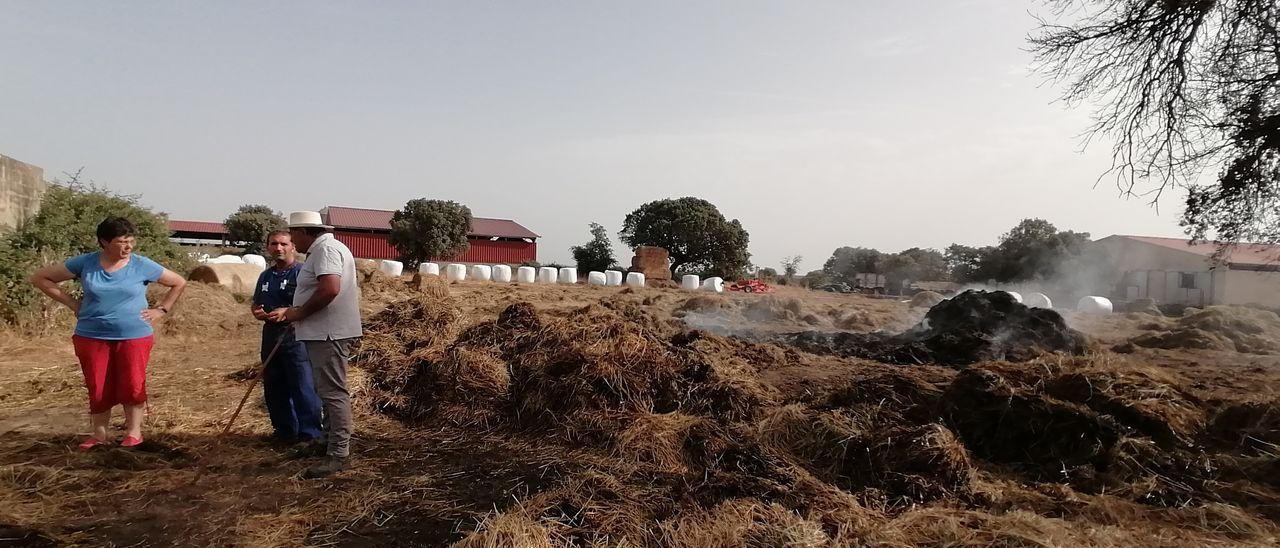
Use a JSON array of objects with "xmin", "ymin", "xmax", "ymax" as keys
[{"xmin": 29, "ymin": 217, "xmax": 187, "ymax": 450}]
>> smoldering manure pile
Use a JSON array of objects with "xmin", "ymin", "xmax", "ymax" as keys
[
  {"xmin": 784, "ymin": 290, "xmax": 1089, "ymax": 366},
  {"xmin": 351, "ymin": 288, "xmax": 1280, "ymax": 545}
]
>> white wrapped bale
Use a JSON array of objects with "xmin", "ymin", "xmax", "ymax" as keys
[
  {"xmin": 242, "ymin": 254, "xmax": 267, "ymax": 268},
  {"xmin": 587, "ymin": 271, "xmax": 607, "ymax": 286},
  {"xmin": 702, "ymin": 277, "xmax": 725, "ymax": 293},
  {"xmin": 1025, "ymin": 292, "xmax": 1053, "ymax": 309},
  {"xmin": 681, "ymin": 275, "xmax": 701, "ymax": 291},
  {"xmin": 379, "ymin": 260, "xmax": 404, "ymax": 277},
  {"xmin": 469, "ymin": 265, "xmax": 492, "ymax": 282},
  {"xmin": 559, "ymin": 267, "xmax": 578, "ymax": 284},
  {"xmin": 626, "ymin": 272, "xmax": 646, "ymax": 288},
  {"xmin": 492, "ymin": 265, "xmax": 513, "ymax": 283},
  {"xmin": 446, "ymin": 263, "xmax": 467, "ymax": 282},
  {"xmin": 538, "ymin": 267, "xmax": 558, "ymax": 284},
  {"xmin": 605, "ymin": 270, "xmax": 624, "ymax": 287},
  {"xmin": 1078, "ymin": 296, "xmax": 1113, "ymax": 314},
  {"xmin": 206, "ymin": 255, "xmax": 245, "ymax": 264},
  {"xmin": 999, "ymin": 291, "xmax": 1023, "ymax": 303},
  {"xmin": 517, "ymin": 266, "xmax": 537, "ymax": 284},
  {"xmin": 419, "ymin": 263, "xmax": 441, "ymax": 276}
]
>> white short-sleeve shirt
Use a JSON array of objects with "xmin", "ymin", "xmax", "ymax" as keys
[{"xmin": 293, "ymin": 233, "xmax": 363, "ymax": 340}]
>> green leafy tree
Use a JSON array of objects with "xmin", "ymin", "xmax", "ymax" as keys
[
  {"xmin": 755, "ymin": 267, "xmax": 779, "ymax": 282},
  {"xmin": 822, "ymin": 247, "xmax": 881, "ymax": 285},
  {"xmin": 945, "ymin": 244, "xmax": 990, "ymax": 283},
  {"xmin": 992, "ymin": 219, "xmax": 1090, "ymax": 282},
  {"xmin": 223, "ymin": 204, "xmax": 284, "ymax": 255},
  {"xmin": 1, "ymin": 175, "xmax": 188, "ymax": 322},
  {"xmin": 570, "ymin": 222, "xmax": 616, "ymax": 274},
  {"xmin": 877, "ymin": 247, "xmax": 948, "ymax": 292},
  {"xmin": 947, "ymin": 219, "xmax": 1090, "ymax": 284},
  {"xmin": 387, "ymin": 199, "xmax": 472, "ymax": 267},
  {"xmin": 619, "ymin": 197, "xmax": 751, "ymax": 278},
  {"xmin": 1032, "ymin": 1, "xmax": 1280, "ymax": 245}
]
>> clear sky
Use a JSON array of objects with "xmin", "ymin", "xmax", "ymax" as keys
[{"xmin": 0, "ymin": 1, "xmax": 1189, "ymax": 270}]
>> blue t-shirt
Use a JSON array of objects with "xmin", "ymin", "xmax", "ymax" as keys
[{"xmin": 65, "ymin": 252, "xmax": 165, "ymax": 340}]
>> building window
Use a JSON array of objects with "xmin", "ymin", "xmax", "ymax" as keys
[{"xmin": 1180, "ymin": 273, "xmax": 1196, "ymax": 289}]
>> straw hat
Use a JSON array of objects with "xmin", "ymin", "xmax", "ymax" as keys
[{"xmin": 287, "ymin": 211, "xmax": 332, "ymax": 229}]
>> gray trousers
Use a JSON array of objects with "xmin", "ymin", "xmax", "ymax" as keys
[{"xmin": 303, "ymin": 338, "xmax": 357, "ymax": 458}]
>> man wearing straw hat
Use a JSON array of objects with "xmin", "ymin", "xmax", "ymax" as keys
[{"xmin": 267, "ymin": 211, "xmax": 362, "ymax": 479}]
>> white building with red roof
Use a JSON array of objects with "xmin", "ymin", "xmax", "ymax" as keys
[{"xmin": 1090, "ymin": 235, "xmax": 1280, "ymax": 307}]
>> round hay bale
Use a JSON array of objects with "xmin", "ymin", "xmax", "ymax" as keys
[
  {"xmin": 909, "ymin": 291, "xmax": 945, "ymax": 309},
  {"xmin": 187, "ymin": 263, "xmax": 265, "ymax": 296},
  {"xmin": 151, "ymin": 282, "xmax": 250, "ymax": 335}
]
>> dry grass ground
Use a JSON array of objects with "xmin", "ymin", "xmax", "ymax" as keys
[{"xmin": 1, "ymin": 279, "xmax": 1277, "ymax": 547}]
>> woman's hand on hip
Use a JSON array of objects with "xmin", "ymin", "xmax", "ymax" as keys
[{"xmin": 141, "ymin": 308, "xmax": 167, "ymax": 323}]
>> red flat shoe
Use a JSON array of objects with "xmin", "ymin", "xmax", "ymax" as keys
[
  {"xmin": 121, "ymin": 435, "xmax": 143, "ymax": 448},
  {"xmin": 78, "ymin": 437, "xmax": 109, "ymax": 452}
]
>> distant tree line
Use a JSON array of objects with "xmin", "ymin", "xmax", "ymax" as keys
[{"xmin": 807, "ymin": 219, "xmax": 1090, "ymax": 290}]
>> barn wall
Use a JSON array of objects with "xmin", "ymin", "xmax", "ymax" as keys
[{"xmin": 333, "ymin": 230, "xmax": 536, "ymax": 264}]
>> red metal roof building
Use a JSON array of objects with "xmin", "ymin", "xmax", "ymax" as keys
[
  {"xmin": 168, "ymin": 220, "xmax": 230, "ymax": 246},
  {"xmin": 169, "ymin": 207, "xmax": 539, "ymax": 263},
  {"xmin": 321, "ymin": 206, "xmax": 538, "ymax": 263}
]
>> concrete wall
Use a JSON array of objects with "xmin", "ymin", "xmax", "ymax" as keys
[
  {"xmin": 1089, "ymin": 236, "xmax": 1280, "ymax": 306},
  {"xmin": 1223, "ymin": 270, "xmax": 1280, "ymax": 307},
  {"xmin": 0, "ymin": 155, "xmax": 46, "ymax": 232},
  {"xmin": 1088, "ymin": 237, "xmax": 1216, "ymax": 305}
]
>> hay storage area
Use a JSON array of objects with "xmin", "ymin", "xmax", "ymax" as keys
[{"xmin": 1, "ymin": 282, "xmax": 1278, "ymax": 547}]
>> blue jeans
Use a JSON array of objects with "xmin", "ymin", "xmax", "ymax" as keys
[{"xmin": 261, "ymin": 326, "xmax": 324, "ymax": 441}]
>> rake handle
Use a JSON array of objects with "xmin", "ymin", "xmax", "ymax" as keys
[{"xmin": 222, "ymin": 324, "xmax": 293, "ymax": 435}]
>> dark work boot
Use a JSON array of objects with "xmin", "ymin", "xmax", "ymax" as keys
[
  {"xmin": 302, "ymin": 456, "xmax": 348, "ymax": 479},
  {"xmin": 289, "ymin": 438, "xmax": 326, "ymax": 459}
]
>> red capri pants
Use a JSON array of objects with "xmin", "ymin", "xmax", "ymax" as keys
[{"xmin": 72, "ymin": 335, "xmax": 154, "ymax": 414}]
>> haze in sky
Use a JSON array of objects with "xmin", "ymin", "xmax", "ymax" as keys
[{"xmin": 0, "ymin": 1, "xmax": 1188, "ymax": 270}]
